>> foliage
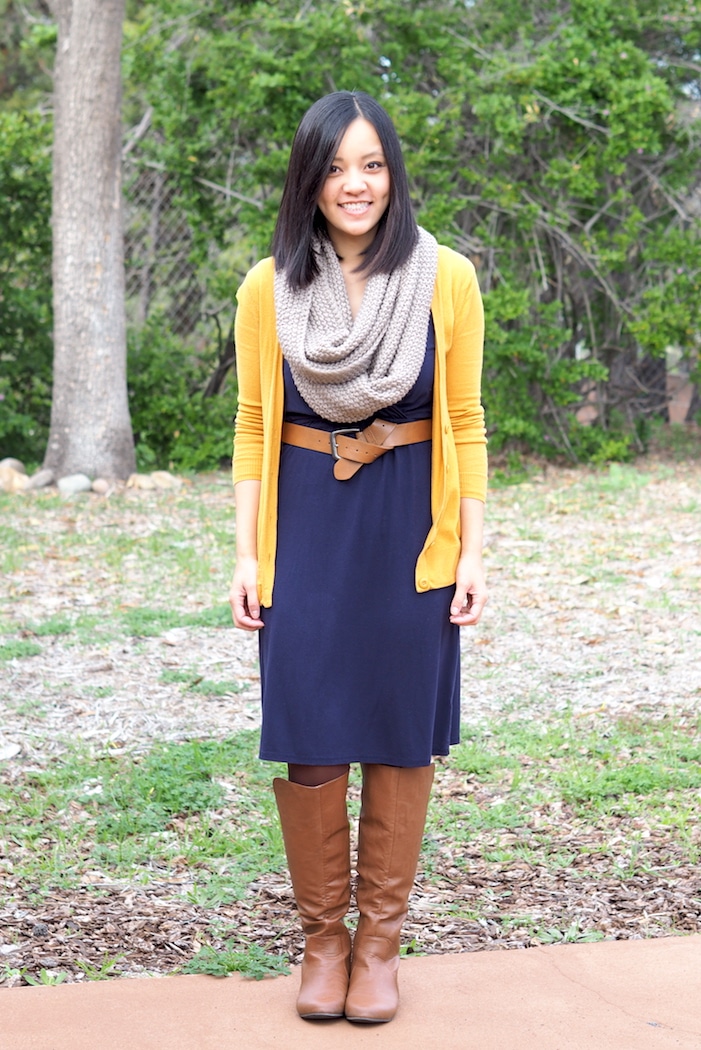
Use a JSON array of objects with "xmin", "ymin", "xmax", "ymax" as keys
[
  {"xmin": 0, "ymin": 108, "xmax": 53, "ymax": 463},
  {"xmin": 2, "ymin": 0, "xmax": 701, "ymax": 465},
  {"xmin": 88, "ymin": 740, "xmax": 228, "ymax": 840},
  {"xmin": 451, "ymin": 0, "xmax": 701, "ymax": 451},
  {"xmin": 21, "ymin": 968, "xmax": 69, "ymax": 986},
  {"xmin": 127, "ymin": 318, "xmax": 238, "ymax": 471},
  {"xmin": 120, "ymin": 0, "xmax": 701, "ymax": 461},
  {"xmin": 182, "ymin": 943, "xmax": 290, "ymax": 980},
  {"xmin": 1, "ymin": 731, "xmax": 286, "ymax": 884},
  {"xmin": 0, "ymin": 0, "xmax": 53, "ymax": 105},
  {"xmin": 74, "ymin": 954, "xmax": 125, "ymax": 982}
]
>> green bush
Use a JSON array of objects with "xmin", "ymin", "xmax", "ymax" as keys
[
  {"xmin": 127, "ymin": 317, "xmax": 237, "ymax": 472},
  {"xmin": 482, "ymin": 287, "xmax": 613, "ymax": 460},
  {"xmin": 0, "ymin": 109, "xmax": 53, "ymax": 464}
]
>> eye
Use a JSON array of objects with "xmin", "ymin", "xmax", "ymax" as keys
[
  {"xmin": 367, "ymin": 160, "xmax": 385, "ymax": 170},
  {"xmin": 328, "ymin": 164, "xmax": 341, "ymax": 175}
]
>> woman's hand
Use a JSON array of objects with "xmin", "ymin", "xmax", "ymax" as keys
[
  {"xmin": 449, "ymin": 552, "xmax": 488, "ymax": 626},
  {"xmin": 229, "ymin": 556, "xmax": 264, "ymax": 631}
]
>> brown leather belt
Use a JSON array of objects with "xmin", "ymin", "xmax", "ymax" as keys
[{"xmin": 282, "ymin": 418, "xmax": 432, "ymax": 480}]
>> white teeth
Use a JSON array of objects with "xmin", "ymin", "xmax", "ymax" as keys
[{"xmin": 340, "ymin": 202, "xmax": 370, "ymax": 213}]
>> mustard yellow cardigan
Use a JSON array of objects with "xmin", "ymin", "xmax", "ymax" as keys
[{"xmin": 233, "ymin": 245, "xmax": 487, "ymax": 607}]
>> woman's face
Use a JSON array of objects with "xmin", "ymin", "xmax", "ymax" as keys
[{"xmin": 316, "ymin": 117, "xmax": 391, "ymax": 254}]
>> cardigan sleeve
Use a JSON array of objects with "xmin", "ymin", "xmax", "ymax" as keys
[
  {"xmin": 232, "ymin": 264, "xmax": 266, "ymax": 484},
  {"xmin": 446, "ymin": 255, "xmax": 488, "ymax": 501}
]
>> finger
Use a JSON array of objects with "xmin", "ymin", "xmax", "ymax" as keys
[
  {"xmin": 449, "ymin": 588, "xmax": 465, "ymax": 617},
  {"xmin": 450, "ymin": 590, "xmax": 487, "ymax": 626},
  {"xmin": 245, "ymin": 588, "xmax": 261, "ymax": 622},
  {"xmin": 450, "ymin": 585, "xmax": 471, "ymax": 618},
  {"xmin": 234, "ymin": 609, "xmax": 264, "ymax": 631},
  {"xmin": 230, "ymin": 589, "xmax": 264, "ymax": 631}
]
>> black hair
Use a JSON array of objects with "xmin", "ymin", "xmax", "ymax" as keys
[{"xmin": 271, "ymin": 91, "xmax": 418, "ymax": 289}]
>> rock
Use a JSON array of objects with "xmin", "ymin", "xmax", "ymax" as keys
[
  {"xmin": 162, "ymin": 628, "xmax": 189, "ymax": 647},
  {"xmin": 0, "ymin": 457, "xmax": 26, "ymax": 474},
  {"xmin": 32, "ymin": 923, "xmax": 49, "ymax": 938},
  {"xmin": 150, "ymin": 470, "xmax": 182, "ymax": 490},
  {"xmin": 0, "ymin": 742, "xmax": 22, "ymax": 761},
  {"xmin": 127, "ymin": 473, "xmax": 156, "ymax": 490},
  {"xmin": 57, "ymin": 473, "xmax": 92, "ymax": 496},
  {"xmin": 0, "ymin": 464, "xmax": 29, "ymax": 493},
  {"xmin": 25, "ymin": 468, "xmax": 55, "ymax": 491},
  {"xmin": 91, "ymin": 478, "xmax": 111, "ymax": 495}
]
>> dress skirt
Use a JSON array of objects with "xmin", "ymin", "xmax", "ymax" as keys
[{"xmin": 258, "ymin": 320, "xmax": 461, "ymax": 768}]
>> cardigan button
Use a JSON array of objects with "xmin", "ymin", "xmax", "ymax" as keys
[{"xmin": 419, "ymin": 577, "xmax": 429, "ymax": 588}]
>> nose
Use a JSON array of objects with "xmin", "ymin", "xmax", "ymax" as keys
[{"xmin": 343, "ymin": 168, "xmax": 367, "ymax": 193}]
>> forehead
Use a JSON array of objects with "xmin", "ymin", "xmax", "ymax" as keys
[{"xmin": 333, "ymin": 118, "xmax": 384, "ymax": 158}]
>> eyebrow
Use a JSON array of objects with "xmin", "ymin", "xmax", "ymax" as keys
[{"xmin": 331, "ymin": 149, "xmax": 386, "ymax": 162}]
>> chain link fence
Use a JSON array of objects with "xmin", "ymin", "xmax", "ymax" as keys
[{"xmin": 124, "ymin": 158, "xmax": 206, "ymax": 336}]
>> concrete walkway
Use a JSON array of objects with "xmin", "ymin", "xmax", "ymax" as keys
[{"xmin": 2, "ymin": 935, "xmax": 700, "ymax": 1050}]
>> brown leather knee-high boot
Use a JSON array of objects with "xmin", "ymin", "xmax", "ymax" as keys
[
  {"xmin": 273, "ymin": 772, "xmax": 352, "ymax": 1019},
  {"xmin": 345, "ymin": 762, "xmax": 434, "ymax": 1023}
]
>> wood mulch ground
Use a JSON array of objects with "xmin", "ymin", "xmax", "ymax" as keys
[{"xmin": 1, "ymin": 454, "xmax": 700, "ymax": 985}]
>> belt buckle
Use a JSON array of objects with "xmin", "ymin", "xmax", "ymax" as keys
[{"xmin": 329, "ymin": 428, "xmax": 359, "ymax": 462}]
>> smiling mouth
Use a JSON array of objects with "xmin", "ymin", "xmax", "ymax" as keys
[{"xmin": 339, "ymin": 201, "xmax": 371, "ymax": 213}]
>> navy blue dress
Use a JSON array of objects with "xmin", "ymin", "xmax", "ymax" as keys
[{"xmin": 258, "ymin": 320, "xmax": 460, "ymax": 768}]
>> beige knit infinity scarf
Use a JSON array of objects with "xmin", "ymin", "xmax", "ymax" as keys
[{"xmin": 274, "ymin": 226, "xmax": 438, "ymax": 424}]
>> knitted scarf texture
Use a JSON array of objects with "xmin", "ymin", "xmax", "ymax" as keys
[{"xmin": 274, "ymin": 226, "xmax": 439, "ymax": 424}]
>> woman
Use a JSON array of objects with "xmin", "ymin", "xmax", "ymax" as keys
[{"xmin": 230, "ymin": 91, "xmax": 487, "ymax": 1024}]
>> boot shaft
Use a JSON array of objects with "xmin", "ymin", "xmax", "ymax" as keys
[
  {"xmin": 356, "ymin": 763, "xmax": 434, "ymax": 925},
  {"xmin": 273, "ymin": 772, "xmax": 352, "ymax": 925},
  {"xmin": 346, "ymin": 763, "xmax": 434, "ymax": 1024}
]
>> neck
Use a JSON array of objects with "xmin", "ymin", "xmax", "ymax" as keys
[{"xmin": 327, "ymin": 228, "xmax": 376, "ymax": 265}]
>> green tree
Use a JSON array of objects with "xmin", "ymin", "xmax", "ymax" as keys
[
  {"xmin": 2, "ymin": 0, "xmax": 700, "ymax": 468},
  {"xmin": 122, "ymin": 0, "xmax": 701, "ymax": 459}
]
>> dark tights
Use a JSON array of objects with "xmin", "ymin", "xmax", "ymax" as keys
[{"xmin": 288, "ymin": 763, "xmax": 350, "ymax": 787}]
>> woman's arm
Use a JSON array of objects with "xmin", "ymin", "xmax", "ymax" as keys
[
  {"xmin": 445, "ymin": 256, "xmax": 488, "ymax": 625},
  {"xmin": 229, "ymin": 479, "xmax": 264, "ymax": 631},
  {"xmin": 445, "ymin": 258, "xmax": 488, "ymax": 501},
  {"xmin": 449, "ymin": 497, "xmax": 487, "ymax": 626},
  {"xmin": 230, "ymin": 266, "xmax": 266, "ymax": 631}
]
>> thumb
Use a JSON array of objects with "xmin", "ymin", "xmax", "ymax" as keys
[{"xmin": 450, "ymin": 586, "xmax": 471, "ymax": 616}]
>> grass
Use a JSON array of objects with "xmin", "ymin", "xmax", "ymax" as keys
[
  {"xmin": 0, "ymin": 479, "xmax": 236, "ymax": 635},
  {"xmin": 1, "ymin": 711, "xmax": 699, "ymax": 978},
  {"xmin": 182, "ymin": 943, "xmax": 290, "ymax": 979},
  {"xmin": 1, "ymin": 464, "xmax": 699, "ymax": 978},
  {"xmin": 0, "ymin": 639, "xmax": 42, "ymax": 660},
  {"xmin": 2, "ymin": 712, "xmax": 698, "ymax": 911},
  {"xmin": 160, "ymin": 668, "xmax": 245, "ymax": 696},
  {"xmin": 0, "ymin": 731, "xmax": 286, "ymax": 891},
  {"xmin": 425, "ymin": 710, "xmax": 701, "ymax": 878},
  {"xmin": 647, "ymin": 420, "xmax": 701, "ymax": 461},
  {"xmin": 0, "ymin": 603, "xmax": 235, "ymax": 655}
]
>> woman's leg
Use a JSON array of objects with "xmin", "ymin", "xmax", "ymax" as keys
[
  {"xmin": 345, "ymin": 762, "xmax": 435, "ymax": 1024},
  {"xmin": 273, "ymin": 764, "xmax": 352, "ymax": 1019},
  {"xmin": 288, "ymin": 763, "xmax": 349, "ymax": 786}
]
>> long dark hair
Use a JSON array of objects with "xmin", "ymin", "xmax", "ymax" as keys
[{"xmin": 272, "ymin": 91, "xmax": 418, "ymax": 289}]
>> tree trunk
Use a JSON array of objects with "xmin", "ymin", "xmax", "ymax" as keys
[{"xmin": 44, "ymin": 0, "xmax": 135, "ymax": 479}]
